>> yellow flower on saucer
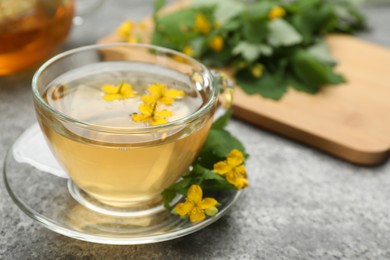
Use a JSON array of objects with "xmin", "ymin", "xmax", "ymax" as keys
[
  {"xmin": 194, "ymin": 13, "xmax": 211, "ymax": 34},
  {"xmin": 141, "ymin": 83, "xmax": 184, "ymax": 105},
  {"xmin": 213, "ymin": 149, "xmax": 248, "ymax": 189},
  {"xmin": 268, "ymin": 6, "xmax": 286, "ymax": 20},
  {"xmin": 101, "ymin": 81, "xmax": 137, "ymax": 101},
  {"xmin": 175, "ymin": 185, "xmax": 219, "ymax": 222},
  {"xmin": 132, "ymin": 103, "xmax": 172, "ymax": 126}
]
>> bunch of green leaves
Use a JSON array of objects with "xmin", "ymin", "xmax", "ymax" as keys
[
  {"xmin": 152, "ymin": 0, "xmax": 366, "ymax": 100},
  {"xmin": 161, "ymin": 110, "xmax": 248, "ymax": 209}
]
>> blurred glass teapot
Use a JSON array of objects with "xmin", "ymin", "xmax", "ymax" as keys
[{"xmin": 0, "ymin": 0, "xmax": 74, "ymax": 75}]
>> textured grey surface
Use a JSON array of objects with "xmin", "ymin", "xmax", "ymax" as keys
[{"xmin": 1, "ymin": 1, "xmax": 390, "ymax": 259}]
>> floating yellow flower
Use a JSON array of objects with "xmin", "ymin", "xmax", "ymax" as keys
[
  {"xmin": 209, "ymin": 36, "xmax": 224, "ymax": 52},
  {"xmin": 101, "ymin": 81, "xmax": 137, "ymax": 101},
  {"xmin": 213, "ymin": 149, "xmax": 248, "ymax": 189},
  {"xmin": 141, "ymin": 83, "xmax": 184, "ymax": 105},
  {"xmin": 251, "ymin": 64, "xmax": 264, "ymax": 78},
  {"xmin": 268, "ymin": 6, "xmax": 286, "ymax": 20},
  {"xmin": 175, "ymin": 185, "xmax": 219, "ymax": 222},
  {"xmin": 182, "ymin": 45, "xmax": 194, "ymax": 57},
  {"xmin": 194, "ymin": 13, "xmax": 211, "ymax": 34},
  {"xmin": 132, "ymin": 103, "xmax": 172, "ymax": 126},
  {"xmin": 117, "ymin": 20, "xmax": 134, "ymax": 39}
]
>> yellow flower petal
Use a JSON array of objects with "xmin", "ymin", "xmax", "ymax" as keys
[
  {"xmin": 159, "ymin": 97, "xmax": 175, "ymax": 105},
  {"xmin": 187, "ymin": 185, "xmax": 202, "ymax": 204},
  {"xmin": 269, "ymin": 6, "xmax": 286, "ymax": 20},
  {"xmin": 175, "ymin": 201, "xmax": 194, "ymax": 217},
  {"xmin": 141, "ymin": 94, "xmax": 158, "ymax": 104},
  {"xmin": 251, "ymin": 64, "xmax": 264, "ymax": 78},
  {"xmin": 226, "ymin": 171, "xmax": 248, "ymax": 189},
  {"xmin": 148, "ymin": 83, "xmax": 166, "ymax": 96},
  {"xmin": 101, "ymin": 85, "xmax": 118, "ymax": 94},
  {"xmin": 194, "ymin": 13, "xmax": 211, "ymax": 34},
  {"xmin": 165, "ymin": 89, "xmax": 185, "ymax": 99},
  {"xmin": 198, "ymin": 198, "xmax": 218, "ymax": 210},
  {"xmin": 138, "ymin": 103, "xmax": 153, "ymax": 116},
  {"xmin": 117, "ymin": 20, "xmax": 134, "ymax": 38},
  {"xmin": 227, "ymin": 149, "xmax": 244, "ymax": 168},
  {"xmin": 213, "ymin": 161, "xmax": 230, "ymax": 175},
  {"xmin": 103, "ymin": 93, "xmax": 120, "ymax": 101},
  {"xmin": 235, "ymin": 165, "xmax": 247, "ymax": 179},
  {"xmin": 154, "ymin": 109, "xmax": 172, "ymax": 118},
  {"xmin": 131, "ymin": 113, "xmax": 151, "ymax": 122},
  {"xmin": 150, "ymin": 118, "xmax": 168, "ymax": 126},
  {"xmin": 189, "ymin": 207, "xmax": 206, "ymax": 222},
  {"xmin": 120, "ymin": 83, "xmax": 137, "ymax": 98},
  {"xmin": 209, "ymin": 36, "xmax": 224, "ymax": 52},
  {"xmin": 182, "ymin": 45, "xmax": 194, "ymax": 56}
]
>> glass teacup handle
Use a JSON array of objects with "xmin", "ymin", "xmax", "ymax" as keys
[
  {"xmin": 211, "ymin": 70, "xmax": 235, "ymax": 109},
  {"xmin": 190, "ymin": 70, "xmax": 235, "ymax": 108}
]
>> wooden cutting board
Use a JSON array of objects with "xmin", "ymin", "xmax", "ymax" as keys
[{"xmin": 99, "ymin": 6, "xmax": 390, "ymax": 165}]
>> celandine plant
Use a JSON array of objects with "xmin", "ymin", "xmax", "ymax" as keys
[{"xmin": 146, "ymin": 0, "xmax": 366, "ymax": 100}]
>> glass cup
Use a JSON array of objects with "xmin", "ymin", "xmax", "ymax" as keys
[{"xmin": 32, "ymin": 43, "xmax": 231, "ymax": 218}]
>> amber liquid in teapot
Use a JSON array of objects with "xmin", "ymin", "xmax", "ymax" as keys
[{"xmin": 0, "ymin": 0, "xmax": 74, "ymax": 75}]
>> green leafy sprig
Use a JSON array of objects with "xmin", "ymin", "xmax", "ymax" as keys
[
  {"xmin": 162, "ymin": 110, "xmax": 248, "ymax": 209},
  {"xmin": 152, "ymin": 0, "xmax": 366, "ymax": 100}
]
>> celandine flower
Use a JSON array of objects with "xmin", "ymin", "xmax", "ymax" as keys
[
  {"xmin": 214, "ymin": 149, "xmax": 248, "ymax": 189},
  {"xmin": 182, "ymin": 45, "xmax": 194, "ymax": 57},
  {"xmin": 175, "ymin": 185, "xmax": 219, "ymax": 222},
  {"xmin": 268, "ymin": 6, "xmax": 286, "ymax": 20},
  {"xmin": 141, "ymin": 83, "xmax": 184, "ymax": 105},
  {"xmin": 101, "ymin": 81, "xmax": 137, "ymax": 101},
  {"xmin": 209, "ymin": 36, "xmax": 224, "ymax": 52},
  {"xmin": 117, "ymin": 20, "xmax": 134, "ymax": 39},
  {"xmin": 251, "ymin": 64, "xmax": 264, "ymax": 78},
  {"xmin": 132, "ymin": 83, "xmax": 184, "ymax": 126},
  {"xmin": 132, "ymin": 103, "xmax": 172, "ymax": 126},
  {"xmin": 194, "ymin": 13, "xmax": 211, "ymax": 34}
]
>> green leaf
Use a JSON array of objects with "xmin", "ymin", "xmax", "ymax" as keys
[
  {"xmin": 288, "ymin": 74, "xmax": 319, "ymax": 94},
  {"xmin": 246, "ymin": 2, "xmax": 273, "ymax": 20},
  {"xmin": 211, "ymin": 109, "xmax": 233, "ymax": 130},
  {"xmin": 232, "ymin": 42, "xmax": 272, "ymax": 63},
  {"xmin": 198, "ymin": 129, "xmax": 247, "ymax": 168},
  {"xmin": 291, "ymin": 50, "xmax": 345, "ymax": 89},
  {"xmin": 232, "ymin": 42, "xmax": 261, "ymax": 62},
  {"xmin": 237, "ymin": 70, "xmax": 288, "ymax": 100},
  {"xmin": 243, "ymin": 20, "xmax": 268, "ymax": 44},
  {"xmin": 195, "ymin": 0, "xmax": 244, "ymax": 23},
  {"xmin": 267, "ymin": 19, "xmax": 303, "ymax": 47},
  {"xmin": 161, "ymin": 177, "xmax": 192, "ymax": 208},
  {"xmin": 152, "ymin": 8, "xmax": 204, "ymax": 48},
  {"xmin": 214, "ymin": 0, "xmax": 244, "ymax": 23},
  {"xmin": 191, "ymin": 164, "xmax": 236, "ymax": 191},
  {"xmin": 307, "ymin": 40, "xmax": 337, "ymax": 65}
]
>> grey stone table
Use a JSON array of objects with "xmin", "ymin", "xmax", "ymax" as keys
[{"xmin": 1, "ymin": 1, "xmax": 390, "ymax": 259}]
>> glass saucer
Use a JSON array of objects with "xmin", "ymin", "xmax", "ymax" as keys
[{"xmin": 3, "ymin": 125, "xmax": 242, "ymax": 245}]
